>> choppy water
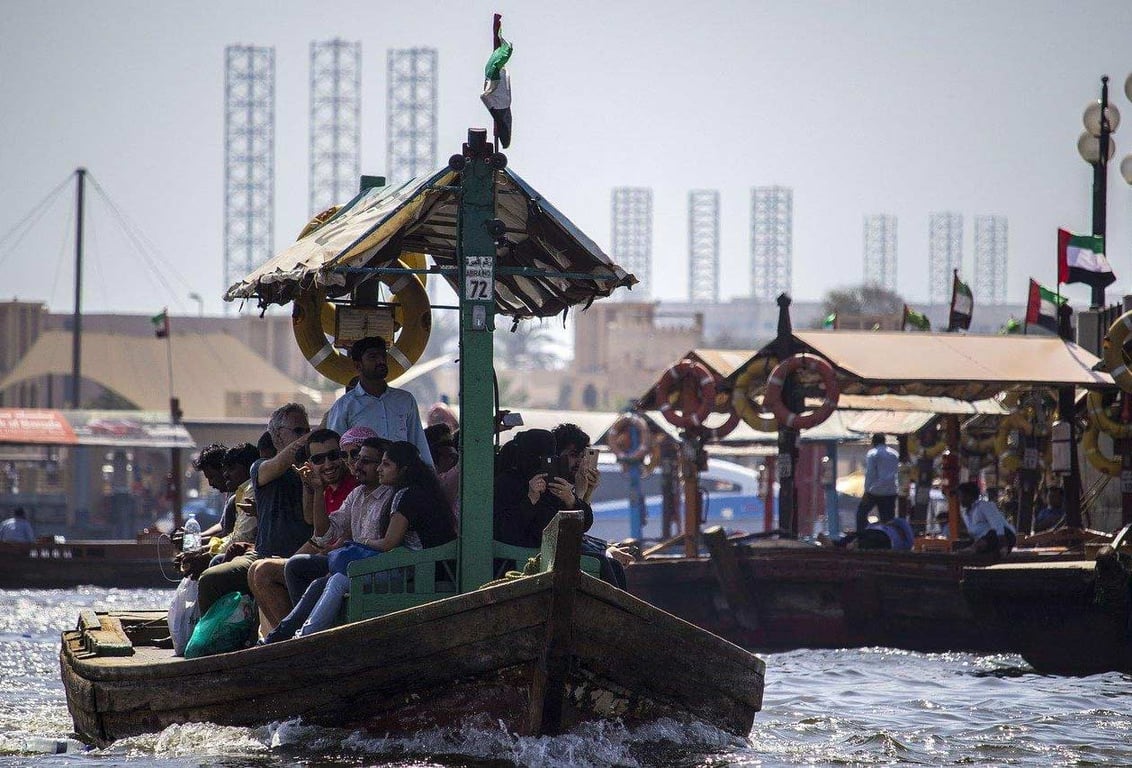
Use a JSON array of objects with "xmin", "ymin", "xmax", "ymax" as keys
[{"xmin": 2, "ymin": 587, "xmax": 1131, "ymax": 767}]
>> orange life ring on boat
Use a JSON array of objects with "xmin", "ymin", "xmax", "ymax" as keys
[
  {"xmin": 764, "ymin": 354, "xmax": 840, "ymax": 430},
  {"xmin": 1104, "ymin": 310, "xmax": 1132, "ymax": 393},
  {"xmin": 1083, "ymin": 422, "xmax": 1122, "ymax": 476},
  {"xmin": 731, "ymin": 358, "xmax": 778, "ymax": 432},
  {"xmin": 292, "ymin": 266, "xmax": 432, "ymax": 386},
  {"xmin": 608, "ymin": 412, "xmax": 651, "ymax": 463},
  {"xmin": 1087, "ymin": 390, "xmax": 1132, "ymax": 438},
  {"xmin": 656, "ymin": 360, "xmax": 716, "ymax": 429}
]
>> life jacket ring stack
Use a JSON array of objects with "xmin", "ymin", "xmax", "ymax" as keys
[
  {"xmin": 656, "ymin": 359, "xmax": 716, "ymax": 429},
  {"xmin": 703, "ymin": 410, "xmax": 741, "ymax": 442},
  {"xmin": 763, "ymin": 354, "xmax": 840, "ymax": 430},
  {"xmin": 1104, "ymin": 310, "xmax": 1132, "ymax": 393},
  {"xmin": 608, "ymin": 412, "xmax": 651, "ymax": 463},
  {"xmin": 731, "ymin": 357, "xmax": 779, "ymax": 433}
]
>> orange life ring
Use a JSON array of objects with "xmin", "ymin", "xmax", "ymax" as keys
[
  {"xmin": 608, "ymin": 412, "xmax": 651, "ymax": 462},
  {"xmin": 731, "ymin": 357, "xmax": 779, "ymax": 432},
  {"xmin": 764, "ymin": 354, "xmax": 840, "ymax": 430},
  {"xmin": 1087, "ymin": 390, "xmax": 1132, "ymax": 438},
  {"xmin": 656, "ymin": 360, "xmax": 716, "ymax": 429}
]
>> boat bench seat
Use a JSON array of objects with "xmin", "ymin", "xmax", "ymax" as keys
[
  {"xmin": 77, "ymin": 611, "xmax": 134, "ymax": 657},
  {"xmin": 345, "ymin": 540, "xmax": 602, "ymax": 622}
]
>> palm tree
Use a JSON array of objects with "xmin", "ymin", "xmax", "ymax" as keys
[{"xmin": 494, "ymin": 321, "xmax": 561, "ymax": 370}]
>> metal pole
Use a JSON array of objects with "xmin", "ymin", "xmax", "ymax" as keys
[
  {"xmin": 1058, "ymin": 303, "xmax": 1083, "ymax": 528},
  {"xmin": 1091, "ymin": 76, "xmax": 1110, "ymax": 309},
  {"xmin": 456, "ymin": 128, "xmax": 498, "ymax": 591},
  {"xmin": 70, "ymin": 168, "xmax": 86, "ymax": 409}
]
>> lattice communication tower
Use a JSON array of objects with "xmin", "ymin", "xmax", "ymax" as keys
[
  {"xmin": 224, "ymin": 45, "xmax": 275, "ymax": 305},
  {"xmin": 928, "ymin": 212, "xmax": 963, "ymax": 303},
  {"xmin": 863, "ymin": 214, "xmax": 898, "ymax": 292},
  {"xmin": 973, "ymin": 215, "xmax": 1008, "ymax": 305},
  {"xmin": 688, "ymin": 190, "xmax": 720, "ymax": 303},
  {"xmin": 750, "ymin": 186, "xmax": 792, "ymax": 300},
  {"xmin": 611, "ymin": 188, "xmax": 653, "ymax": 300},
  {"xmin": 309, "ymin": 39, "xmax": 361, "ymax": 216},
  {"xmin": 387, "ymin": 48, "xmax": 438, "ymax": 183}
]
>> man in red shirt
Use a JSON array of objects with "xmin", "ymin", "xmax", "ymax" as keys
[{"xmin": 248, "ymin": 428, "xmax": 357, "ymax": 636}]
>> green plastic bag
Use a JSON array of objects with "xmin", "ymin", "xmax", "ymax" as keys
[{"xmin": 184, "ymin": 592, "xmax": 256, "ymax": 658}]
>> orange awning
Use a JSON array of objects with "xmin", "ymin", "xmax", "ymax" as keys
[{"xmin": 0, "ymin": 409, "xmax": 77, "ymax": 445}]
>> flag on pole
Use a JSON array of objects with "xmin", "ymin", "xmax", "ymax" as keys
[
  {"xmin": 902, "ymin": 304, "xmax": 931, "ymax": 331},
  {"xmin": 481, "ymin": 14, "xmax": 513, "ymax": 148},
  {"xmin": 821, "ymin": 312, "xmax": 837, "ymax": 329},
  {"xmin": 1057, "ymin": 228, "xmax": 1113, "ymax": 289},
  {"xmin": 947, "ymin": 270, "xmax": 973, "ymax": 331},
  {"xmin": 150, "ymin": 309, "xmax": 169, "ymax": 339},
  {"xmin": 1025, "ymin": 278, "xmax": 1064, "ymax": 333}
]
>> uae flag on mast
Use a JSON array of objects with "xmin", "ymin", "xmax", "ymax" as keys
[
  {"xmin": 1025, "ymin": 279, "xmax": 1064, "ymax": 333},
  {"xmin": 481, "ymin": 14, "xmax": 513, "ymax": 148},
  {"xmin": 1057, "ymin": 228, "xmax": 1113, "ymax": 288},
  {"xmin": 947, "ymin": 270, "xmax": 973, "ymax": 332},
  {"xmin": 150, "ymin": 308, "xmax": 169, "ymax": 339}
]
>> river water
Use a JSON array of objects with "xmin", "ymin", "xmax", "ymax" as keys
[{"xmin": 1, "ymin": 586, "xmax": 1130, "ymax": 767}]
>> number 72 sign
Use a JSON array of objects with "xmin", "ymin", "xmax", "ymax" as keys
[{"xmin": 464, "ymin": 256, "xmax": 495, "ymax": 302}]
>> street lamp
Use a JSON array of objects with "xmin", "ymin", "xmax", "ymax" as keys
[
  {"xmin": 1077, "ymin": 76, "xmax": 1120, "ymax": 308},
  {"xmin": 188, "ymin": 292, "xmax": 203, "ymax": 318}
]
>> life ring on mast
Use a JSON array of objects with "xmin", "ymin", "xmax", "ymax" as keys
[
  {"xmin": 731, "ymin": 358, "xmax": 779, "ymax": 432},
  {"xmin": 992, "ymin": 409, "xmax": 1034, "ymax": 457},
  {"xmin": 608, "ymin": 412, "xmax": 651, "ymax": 463},
  {"xmin": 764, "ymin": 354, "xmax": 840, "ymax": 430},
  {"xmin": 1083, "ymin": 422, "xmax": 1122, "ymax": 476},
  {"xmin": 292, "ymin": 266, "xmax": 432, "ymax": 386},
  {"xmin": 703, "ymin": 410, "xmax": 741, "ymax": 442},
  {"xmin": 656, "ymin": 360, "xmax": 716, "ymax": 429},
  {"xmin": 1086, "ymin": 390, "xmax": 1132, "ymax": 438},
  {"xmin": 1104, "ymin": 311, "xmax": 1132, "ymax": 393}
]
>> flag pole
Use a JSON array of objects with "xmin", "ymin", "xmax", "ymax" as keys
[{"xmin": 162, "ymin": 309, "xmax": 183, "ymax": 530}]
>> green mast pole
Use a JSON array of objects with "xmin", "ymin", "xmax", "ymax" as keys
[{"xmin": 455, "ymin": 128, "xmax": 502, "ymax": 591}]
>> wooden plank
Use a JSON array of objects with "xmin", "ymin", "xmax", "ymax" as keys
[
  {"xmin": 78, "ymin": 610, "xmax": 100, "ymax": 633},
  {"xmin": 528, "ymin": 511, "xmax": 583, "ymax": 735},
  {"xmin": 703, "ymin": 526, "xmax": 759, "ymax": 630}
]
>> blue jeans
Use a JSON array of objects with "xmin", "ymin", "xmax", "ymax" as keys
[
  {"xmin": 284, "ymin": 554, "xmax": 329, "ymax": 604},
  {"xmin": 296, "ymin": 572, "xmax": 351, "ymax": 638},
  {"xmin": 264, "ymin": 574, "xmax": 331, "ymax": 643}
]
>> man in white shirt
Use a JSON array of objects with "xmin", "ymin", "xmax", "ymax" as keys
[
  {"xmin": 855, "ymin": 433, "xmax": 900, "ymax": 533},
  {"xmin": 324, "ymin": 337, "xmax": 432, "ymax": 466},
  {"xmin": 956, "ymin": 481, "xmax": 1016, "ymax": 556},
  {"xmin": 0, "ymin": 507, "xmax": 35, "ymax": 542}
]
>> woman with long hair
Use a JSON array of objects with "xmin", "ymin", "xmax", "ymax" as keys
[{"xmin": 278, "ymin": 441, "xmax": 456, "ymax": 640}]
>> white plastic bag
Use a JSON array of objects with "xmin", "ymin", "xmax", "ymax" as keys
[{"xmin": 168, "ymin": 576, "xmax": 200, "ymax": 656}]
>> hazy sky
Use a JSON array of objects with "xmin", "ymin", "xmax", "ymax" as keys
[{"xmin": 2, "ymin": 0, "xmax": 1132, "ymax": 318}]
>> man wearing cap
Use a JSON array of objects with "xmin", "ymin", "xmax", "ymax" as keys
[{"xmin": 325, "ymin": 337, "xmax": 433, "ymax": 466}]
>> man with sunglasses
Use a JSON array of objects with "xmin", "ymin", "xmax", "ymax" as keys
[
  {"xmin": 198, "ymin": 403, "xmax": 314, "ymax": 616},
  {"xmin": 249, "ymin": 428, "xmax": 358, "ymax": 633}
]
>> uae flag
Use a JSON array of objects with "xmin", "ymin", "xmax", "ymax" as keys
[
  {"xmin": 821, "ymin": 312, "xmax": 837, "ymax": 329},
  {"xmin": 947, "ymin": 271, "xmax": 973, "ymax": 332},
  {"xmin": 1057, "ymin": 228, "xmax": 1113, "ymax": 289},
  {"xmin": 481, "ymin": 14, "xmax": 513, "ymax": 148},
  {"xmin": 1025, "ymin": 279, "xmax": 1064, "ymax": 333},
  {"xmin": 150, "ymin": 309, "xmax": 169, "ymax": 339},
  {"xmin": 902, "ymin": 304, "xmax": 931, "ymax": 331}
]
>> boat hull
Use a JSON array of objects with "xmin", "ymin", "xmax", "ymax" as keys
[
  {"xmin": 61, "ymin": 572, "xmax": 764, "ymax": 746},
  {"xmin": 626, "ymin": 543, "xmax": 1080, "ymax": 653},
  {"xmin": 0, "ymin": 539, "xmax": 175, "ymax": 589}
]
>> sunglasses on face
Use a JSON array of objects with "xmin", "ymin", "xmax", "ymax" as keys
[
  {"xmin": 346, "ymin": 448, "xmax": 363, "ymax": 460},
  {"xmin": 283, "ymin": 425, "xmax": 309, "ymax": 435},
  {"xmin": 309, "ymin": 449, "xmax": 345, "ymax": 466}
]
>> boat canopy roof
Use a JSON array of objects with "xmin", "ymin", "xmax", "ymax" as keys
[
  {"xmin": 734, "ymin": 331, "xmax": 1113, "ymax": 402},
  {"xmin": 224, "ymin": 167, "xmax": 637, "ymax": 318}
]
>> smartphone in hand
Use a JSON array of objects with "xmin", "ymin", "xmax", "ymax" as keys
[{"xmin": 583, "ymin": 447, "xmax": 599, "ymax": 474}]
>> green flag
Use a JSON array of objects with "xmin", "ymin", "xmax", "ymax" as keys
[
  {"xmin": 903, "ymin": 304, "xmax": 931, "ymax": 331},
  {"xmin": 150, "ymin": 309, "xmax": 169, "ymax": 339},
  {"xmin": 821, "ymin": 312, "xmax": 837, "ymax": 329},
  {"xmin": 999, "ymin": 316, "xmax": 1022, "ymax": 335}
]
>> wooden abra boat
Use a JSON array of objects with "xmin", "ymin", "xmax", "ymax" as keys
[
  {"xmin": 627, "ymin": 529, "xmax": 1081, "ymax": 653},
  {"xmin": 0, "ymin": 535, "xmax": 175, "ymax": 589},
  {"xmin": 60, "ymin": 514, "xmax": 764, "ymax": 746},
  {"xmin": 961, "ymin": 526, "xmax": 1132, "ymax": 675}
]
